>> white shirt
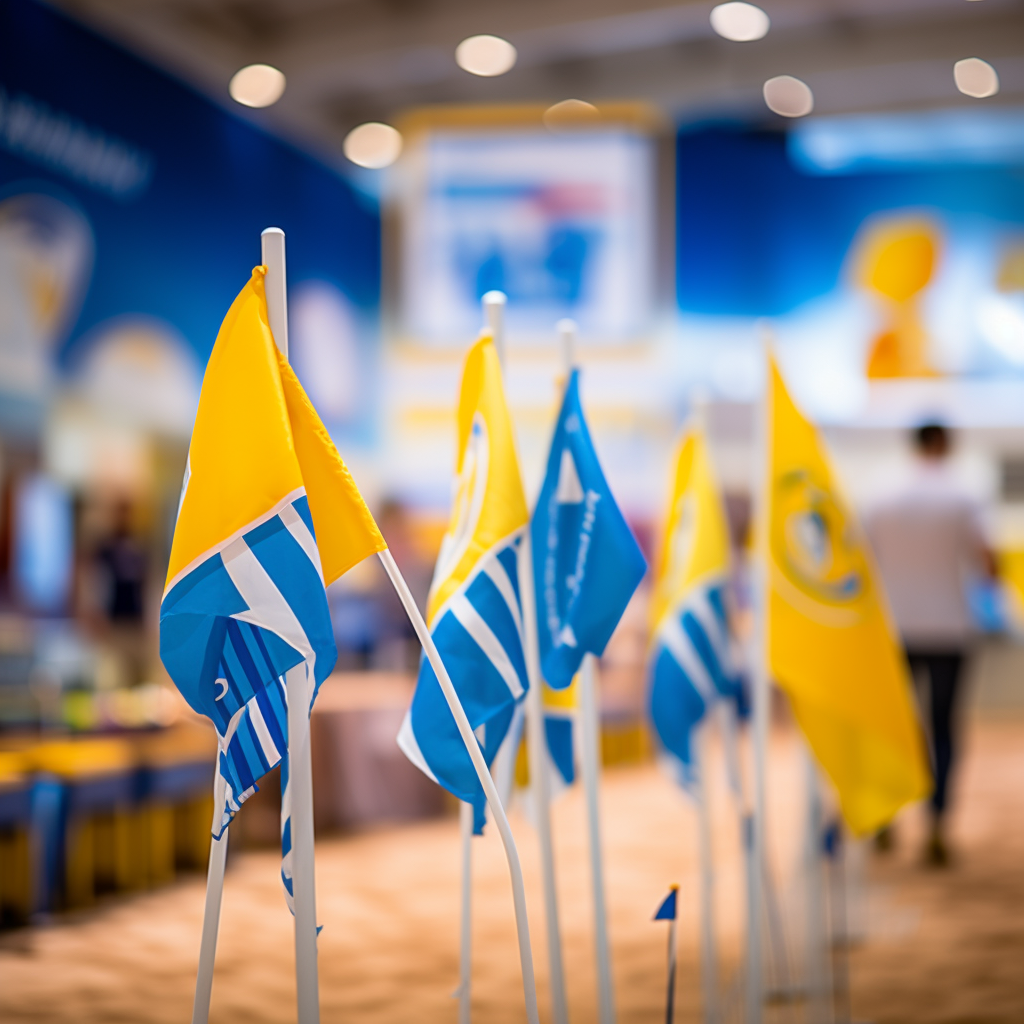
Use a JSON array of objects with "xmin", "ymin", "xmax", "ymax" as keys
[{"xmin": 864, "ymin": 460, "xmax": 988, "ymax": 650}]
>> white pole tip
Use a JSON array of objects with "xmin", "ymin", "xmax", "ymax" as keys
[{"xmin": 483, "ymin": 290, "xmax": 507, "ymax": 306}]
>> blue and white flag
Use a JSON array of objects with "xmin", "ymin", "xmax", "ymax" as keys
[
  {"xmin": 398, "ymin": 334, "xmax": 530, "ymax": 833},
  {"xmin": 160, "ymin": 269, "xmax": 385, "ymax": 911},
  {"xmin": 648, "ymin": 426, "xmax": 741, "ymax": 788},
  {"xmin": 531, "ymin": 368, "xmax": 647, "ymax": 691}
]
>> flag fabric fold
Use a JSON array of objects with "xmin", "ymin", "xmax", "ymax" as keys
[
  {"xmin": 648, "ymin": 424, "xmax": 741, "ymax": 788},
  {"xmin": 531, "ymin": 368, "xmax": 647, "ymax": 691},
  {"xmin": 398, "ymin": 334, "xmax": 530, "ymax": 832},
  {"xmin": 159, "ymin": 266, "xmax": 384, "ymax": 909},
  {"xmin": 763, "ymin": 353, "xmax": 930, "ymax": 835}
]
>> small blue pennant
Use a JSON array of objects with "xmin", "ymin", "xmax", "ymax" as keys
[{"xmin": 653, "ymin": 886, "xmax": 679, "ymax": 921}]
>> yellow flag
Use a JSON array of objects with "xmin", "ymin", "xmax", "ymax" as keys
[
  {"xmin": 165, "ymin": 266, "xmax": 384, "ymax": 593},
  {"xmin": 650, "ymin": 423, "xmax": 732, "ymax": 633},
  {"xmin": 426, "ymin": 333, "xmax": 528, "ymax": 624},
  {"xmin": 763, "ymin": 353, "xmax": 930, "ymax": 834}
]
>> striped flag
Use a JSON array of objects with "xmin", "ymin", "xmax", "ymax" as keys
[
  {"xmin": 159, "ymin": 267, "xmax": 384, "ymax": 908},
  {"xmin": 648, "ymin": 423, "xmax": 741, "ymax": 788},
  {"xmin": 398, "ymin": 333, "xmax": 530, "ymax": 831}
]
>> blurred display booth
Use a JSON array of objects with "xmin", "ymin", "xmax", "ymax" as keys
[{"xmin": 0, "ymin": 0, "xmax": 381, "ymax": 922}]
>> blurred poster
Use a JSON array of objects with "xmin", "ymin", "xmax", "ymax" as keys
[
  {"xmin": 400, "ymin": 129, "xmax": 655, "ymax": 344},
  {"xmin": 14, "ymin": 475, "xmax": 73, "ymax": 612},
  {"xmin": 1, "ymin": 0, "xmax": 380, "ymax": 446}
]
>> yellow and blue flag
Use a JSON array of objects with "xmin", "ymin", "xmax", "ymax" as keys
[
  {"xmin": 648, "ymin": 422, "xmax": 741, "ymax": 787},
  {"xmin": 763, "ymin": 354, "xmax": 930, "ymax": 835},
  {"xmin": 159, "ymin": 267, "xmax": 384, "ymax": 903},
  {"xmin": 398, "ymin": 334, "xmax": 529, "ymax": 832},
  {"xmin": 510, "ymin": 678, "xmax": 579, "ymax": 806},
  {"xmin": 531, "ymin": 368, "xmax": 647, "ymax": 689}
]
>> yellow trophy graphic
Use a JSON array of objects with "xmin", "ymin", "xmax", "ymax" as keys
[{"xmin": 855, "ymin": 216, "xmax": 941, "ymax": 379}]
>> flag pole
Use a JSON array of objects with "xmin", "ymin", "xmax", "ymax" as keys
[
  {"xmin": 262, "ymin": 226, "xmax": 321, "ymax": 1024},
  {"xmin": 457, "ymin": 799, "xmax": 473, "ymax": 1024},
  {"xmin": 483, "ymin": 290, "xmax": 507, "ymax": 365},
  {"xmin": 694, "ymin": 730, "xmax": 719, "ymax": 1024},
  {"xmin": 746, "ymin": 328, "xmax": 771, "ymax": 1024},
  {"xmin": 579, "ymin": 653, "xmax": 615, "ymax": 1024},
  {"xmin": 378, "ymin": 548, "xmax": 540, "ymax": 1024},
  {"xmin": 520, "ymin": 538, "xmax": 570, "ymax": 1024},
  {"xmin": 803, "ymin": 750, "xmax": 833, "ymax": 1022},
  {"xmin": 486, "ymin": 289, "xmax": 570, "ymax": 1024},
  {"xmin": 665, "ymin": 889, "xmax": 680, "ymax": 1024},
  {"xmin": 191, "ymin": 763, "xmax": 229, "ymax": 1024},
  {"xmin": 689, "ymin": 398, "xmax": 720, "ymax": 1024},
  {"xmin": 560, "ymin": 317, "xmax": 617, "ymax": 1024}
]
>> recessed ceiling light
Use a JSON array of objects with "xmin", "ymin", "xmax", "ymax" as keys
[
  {"xmin": 343, "ymin": 122, "xmax": 403, "ymax": 169},
  {"xmin": 710, "ymin": 2, "xmax": 770, "ymax": 42},
  {"xmin": 954, "ymin": 57, "xmax": 999, "ymax": 98},
  {"xmin": 455, "ymin": 35, "xmax": 517, "ymax": 77},
  {"xmin": 543, "ymin": 99, "xmax": 600, "ymax": 130},
  {"xmin": 228, "ymin": 64, "xmax": 286, "ymax": 108},
  {"xmin": 763, "ymin": 75, "xmax": 814, "ymax": 118}
]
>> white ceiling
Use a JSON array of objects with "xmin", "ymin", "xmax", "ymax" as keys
[{"xmin": 47, "ymin": 0, "xmax": 1024, "ymax": 164}]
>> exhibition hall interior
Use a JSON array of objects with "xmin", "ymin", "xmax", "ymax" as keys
[{"xmin": 0, "ymin": 0, "xmax": 1022, "ymax": 1021}]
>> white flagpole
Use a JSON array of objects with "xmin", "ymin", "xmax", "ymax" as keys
[
  {"xmin": 483, "ymin": 290, "xmax": 507, "ymax": 365},
  {"xmin": 803, "ymin": 751, "xmax": 834, "ymax": 1024},
  {"xmin": 520, "ymin": 534, "xmax": 570, "ymax": 1024},
  {"xmin": 457, "ymin": 800, "xmax": 473, "ymax": 1024},
  {"xmin": 559, "ymin": 317, "xmax": 616, "ymax": 1024},
  {"xmin": 746, "ymin": 333, "xmax": 770, "ymax": 1024},
  {"xmin": 487, "ymin": 290, "xmax": 570, "ymax": 1024},
  {"xmin": 694, "ymin": 730, "xmax": 719, "ymax": 1024},
  {"xmin": 688, "ymin": 398, "xmax": 721, "ymax": 1024},
  {"xmin": 579, "ymin": 653, "xmax": 615, "ymax": 1024},
  {"xmin": 191, "ymin": 763, "xmax": 229, "ymax": 1024},
  {"xmin": 262, "ymin": 226, "xmax": 321, "ymax": 1024},
  {"xmin": 378, "ymin": 548, "xmax": 540, "ymax": 1024}
]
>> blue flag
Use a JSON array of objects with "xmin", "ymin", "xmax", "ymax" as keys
[
  {"xmin": 531, "ymin": 369, "xmax": 647, "ymax": 690},
  {"xmin": 653, "ymin": 886, "xmax": 679, "ymax": 921}
]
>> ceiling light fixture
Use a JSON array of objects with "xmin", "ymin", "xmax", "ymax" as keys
[
  {"xmin": 954, "ymin": 57, "xmax": 999, "ymax": 98},
  {"xmin": 710, "ymin": 2, "xmax": 770, "ymax": 42},
  {"xmin": 455, "ymin": 35, "xmax": 517, "ymax": 77},
  {"xmin": 763, "ymin": 75, "xmax": 814, "ymax": 118},
  {"xmin": 228, "ymin": 64, "xmax": 286, "ymax": 108},
  {"xmin": 343, "ymin": 122, "xmax": 403, "ymax": 169},
  {"xmin": 765, "ymin": 74, "xmax": 811, "ymax": 117}
]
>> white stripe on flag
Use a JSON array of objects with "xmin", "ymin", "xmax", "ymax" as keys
[
  {"xmin": 397, "ymin": 710, "xmax": 439, "ymax": 782},
  {"xmin": 221, "ymin": 535, "xmax": 316, "ymax": 677},
  {"xmin": 449, "ymin": 593, "xmax": 526, "ymax": 699},
  {"xmin": 660, "ymin": 617, "xmax": 717, "ymax": 705},
  {"xmin": 482, "ymin": 554, "xmax": 524, "ymax": 639},
  {"xmin": 279, "ymin": 503, "xmax": 325, "ymax": 586},
  {"xmin": 689, "ymin": 588, "xmax": 727, "ymax": 661},
  {"xmin": 248, "ymin": 694, "xmax": 281, "ymax": 765},
  {"xmin": 221, "ymin": 702, "xmax": 247, "ymax": 748}
]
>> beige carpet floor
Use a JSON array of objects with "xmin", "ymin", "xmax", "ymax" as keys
[{"xmin": 2, "ymin": 715, "xmax": 1021, "ymax": 1023}]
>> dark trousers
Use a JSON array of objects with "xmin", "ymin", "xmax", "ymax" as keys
[{"xmin": 906, "ymin": 650, "xmax": 965, "ymax": 819}]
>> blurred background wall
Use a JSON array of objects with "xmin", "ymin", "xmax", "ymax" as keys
[{"xmin": 1, "ymin": 0, "xmax": 1023, "ymax": 926}]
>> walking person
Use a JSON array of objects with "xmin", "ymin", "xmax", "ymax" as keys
[{"xmin": 865, "ymin": 422, "xmax": 996, "ymax": 865}]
